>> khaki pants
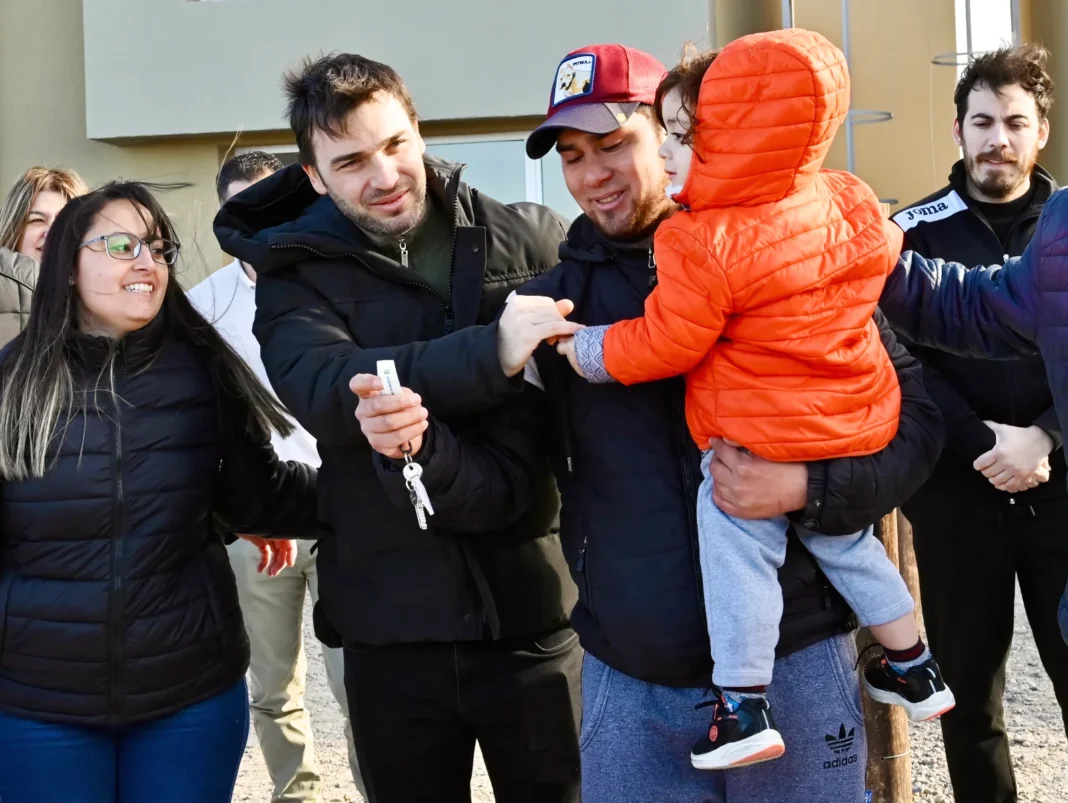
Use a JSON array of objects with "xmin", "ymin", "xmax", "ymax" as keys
[{"xmin": 229, "ymin": 538, "xmax": 365, "ymax": 802}]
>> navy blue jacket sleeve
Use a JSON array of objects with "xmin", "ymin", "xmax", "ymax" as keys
[
  {"xmin": 789, "ymin": 311, "xmax": 945, "ymax": 535},
  {"xmin": 1035, "ymin": 405, "xmax": 1064, "ymax": 451},
  {"xmin": 371, "ymin": 384, "xmax": 553, "ymax": 532},
  {"xmin": 878, "ymin": 186, "xmax": 1065, "ymax": 357}
]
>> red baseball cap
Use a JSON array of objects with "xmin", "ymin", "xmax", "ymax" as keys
[{"xmin": 525, "ymin": 44, "xmax": 667, "ymax": 159}]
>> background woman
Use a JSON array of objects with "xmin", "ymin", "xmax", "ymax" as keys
[
  {"xmin": 0, "ymin": 166, "xmax": 88, "ymax": 347},
  {"xmin": 0, "ymin": 181, "xmax": 317, "ymax": 802}
]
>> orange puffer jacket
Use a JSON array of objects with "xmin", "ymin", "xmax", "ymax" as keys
[{"xmin": 603, "ymin": 28, "xmax": 902, "ymax": 462}]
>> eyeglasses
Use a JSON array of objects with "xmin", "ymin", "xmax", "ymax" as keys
[{"xmin": 78, "ymin": 232, "xmax": 180, "ymax": 266}]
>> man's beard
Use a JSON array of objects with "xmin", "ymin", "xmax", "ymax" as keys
[
  {"xmin": 594, "ymin": 173, "xmax": 677, "ymax": 242},
  {"xmin": 963, "ymin": 143, "xmax": 1038, "ymax": 200},
  {"xmin": 328, "ymin": 176, "xmax": 428, "ymax": 238}
]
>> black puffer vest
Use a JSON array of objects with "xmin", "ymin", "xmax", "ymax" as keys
[{"xmin": 0, "ymin": 323, "xmax": 249, "ymax": 726}]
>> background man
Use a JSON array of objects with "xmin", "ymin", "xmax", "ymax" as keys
[
  {"xmin": 891, "ymin": 45, "xmax": 1068, "ymax": 803},
  {"xmin": 190, "ymin": 151, "xmax": 363, "ymax": 803}
]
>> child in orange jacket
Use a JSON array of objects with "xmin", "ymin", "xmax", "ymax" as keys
[{"xmin": 559, "ymin": 30, "xmax": 954, "ymax": 770}]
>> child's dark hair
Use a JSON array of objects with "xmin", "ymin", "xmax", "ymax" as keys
[{"xmin": 655, "ymin": 45, "xmax": 719, "ymax": 145}]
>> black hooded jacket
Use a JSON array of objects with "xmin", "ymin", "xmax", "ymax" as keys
[
  {"xmin": 515, "ymin": 216, "xmax": 945, "ymax": 686},
  {"xmin": 214, "ymin": 157, "xmax": 576, "ymax": 647}
]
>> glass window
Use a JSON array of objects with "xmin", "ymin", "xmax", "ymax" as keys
[
  {"xmin": 956, "ymin": 0, "xmax": 1014, "ymax": 71},
  {"xmin": 426, "ymin": 140, "xmax": 528, "ymax": 206}
]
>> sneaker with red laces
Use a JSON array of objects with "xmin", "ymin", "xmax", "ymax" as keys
[{"xmin": 690, "ymin": 694, "xmax": 786, "ymax": 771}]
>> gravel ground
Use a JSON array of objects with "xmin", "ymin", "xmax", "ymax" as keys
[
  {"xmin": 909, "ymin": 585, "xmax": 1067, "ymax": 803},
  {"xmin": 234, "ymin": 587, "xmax": 1065, "ymax": 802}
]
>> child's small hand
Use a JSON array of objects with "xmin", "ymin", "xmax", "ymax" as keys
[{"xmin": 556, "ymin": 336, "xmax": 588, "ymax": 379}]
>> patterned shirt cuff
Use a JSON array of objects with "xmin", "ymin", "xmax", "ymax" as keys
[{"xmin": 575, "ymin": 326, "xmax": 615, "ymax": 384}]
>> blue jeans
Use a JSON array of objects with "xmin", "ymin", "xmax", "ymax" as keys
[
  {"xmin": 580, "ymin": 634, "xmax": 866, "ymax": 803},
  {"xmin": 0, "ymin": 679, "xmax": 249, "ymax": 803}
]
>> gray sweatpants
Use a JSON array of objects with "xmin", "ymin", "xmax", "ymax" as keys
[{"xmin": 699, "ymin": 451, "xmax": 915, "ymax": 688}]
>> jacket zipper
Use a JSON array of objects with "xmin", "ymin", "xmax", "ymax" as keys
[
  {"xmin": 442, "ymin": 163, "xmax": 466, "ymax": 335},
  {"xmin": 108, "ymin": 356, "xmax": 127, "ymax": 721},
  {"xmin": 575, "ymin": 535, "xmax": 597, "ymax": 624},
  {"xmin": 967, "ymin": 204, "xmax": 1042, "ymax": 508}
]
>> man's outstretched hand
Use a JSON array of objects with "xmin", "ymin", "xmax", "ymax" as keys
[
  {"xmin": 498, "ymin": 295, "xmax": 583, "ymax": 377},
  {"xmin": 350, "ymin": 374, "xmax": 428, "ymax": 459}
]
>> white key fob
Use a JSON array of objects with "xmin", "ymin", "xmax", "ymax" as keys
[{"xmin": 376, "ymin": 360, "xmax": 403, "ymax": 395}]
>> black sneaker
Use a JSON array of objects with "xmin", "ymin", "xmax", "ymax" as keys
[
  {"xmin": 863, "ymin": 654, "xmax": 956, "ymax": 722},
  {"xmin": 690, "ymin": 694, "xmax": 786, "ymax": 770}
]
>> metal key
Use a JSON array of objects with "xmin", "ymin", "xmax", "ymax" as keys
[{"xmin": 402, "ymin": 456, "xmax": 435, "ymax": 529}]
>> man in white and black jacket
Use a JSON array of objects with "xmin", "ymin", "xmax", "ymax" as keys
[{"xmin": 892, "ymin": 44, "xmax": 1068, "ymax": 803}]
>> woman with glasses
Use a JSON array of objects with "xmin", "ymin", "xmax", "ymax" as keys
[
  {"xmin": 0, "ymin": 167, "xmax": 88, "ymax": 348},
  {"xmin": 0, "ymin": 181, "xmax": 317, "ymax": 802}
]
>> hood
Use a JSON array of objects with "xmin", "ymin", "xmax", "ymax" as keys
[
  {"xmin": 213, "ymin": 155, "xmax": 464, "ymax": 276},
  {"xmin": 677, "ymin": 28, "xmax": 850, "ymax": 210},
  {"xmin": 0, "ymin": 246, "xmax": 38, "ymax": 291}
]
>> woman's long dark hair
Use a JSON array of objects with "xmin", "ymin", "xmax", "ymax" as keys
[{"xmin": 0, "ymin": 180, "xmax": 293, "ymax": 480}]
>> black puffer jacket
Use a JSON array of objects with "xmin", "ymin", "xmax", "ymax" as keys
[
  {"xmin": 214, "ymin": 157, "xmax": 574, "ymax": 648},
  {"xmin": 517, "ymin": 216, "xmax": 945, "ymax": 686},
  {"xmin": 0, "ymin": 319, "xmax": 317, "ymax": 726}
]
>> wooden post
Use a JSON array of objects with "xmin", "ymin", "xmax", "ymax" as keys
[
  {"xmin": 896, "ymin": 511, "xmax": 924, "ymax": 633},
  {"xmin": 858, "ymin": 511, "xmax": 914, "ymax": 803}
]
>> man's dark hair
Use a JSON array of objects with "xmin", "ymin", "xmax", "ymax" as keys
[
  {"xmin": 283, "ymin": 53, "xmax": 419, "ymax": 166},
  {"xmin": 955, "ymin": 43, "xmax": 1054, "ymax": 123},
  {"xmin": 216, "ymin": 151, "xmax": 283, "ymax": 202}
]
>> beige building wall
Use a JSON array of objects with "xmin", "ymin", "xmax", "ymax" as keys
[
  {"xmin": 4, "ymin": 0, "xmax": 711, "ymax": 286},
  {"xmin": 1025, "ymin": 0, "xmax": 1068, "ymax": 182},
  {"xmin": 714, "ymin": 0, "xmax": 962, "ymax": 211},
  {"xmin": 2, "ymin": 0, "xmax": 984, "ymax": 292},
  {"xmin": 0, "ymin": 0, "xmax": 224, "ymax": 285},
  {"xmin": 82, "ymin": 0, "xmax": 709, "ymax": 139}
]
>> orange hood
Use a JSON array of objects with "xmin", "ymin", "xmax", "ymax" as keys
[{"xmin": 677, "ymin": 28, "xmax": 850, "ymax": 210}]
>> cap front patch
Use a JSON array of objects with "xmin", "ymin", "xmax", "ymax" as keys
[{"xmin": 552, "ymin": 54, "xmax": 596, "ymax": 106}]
